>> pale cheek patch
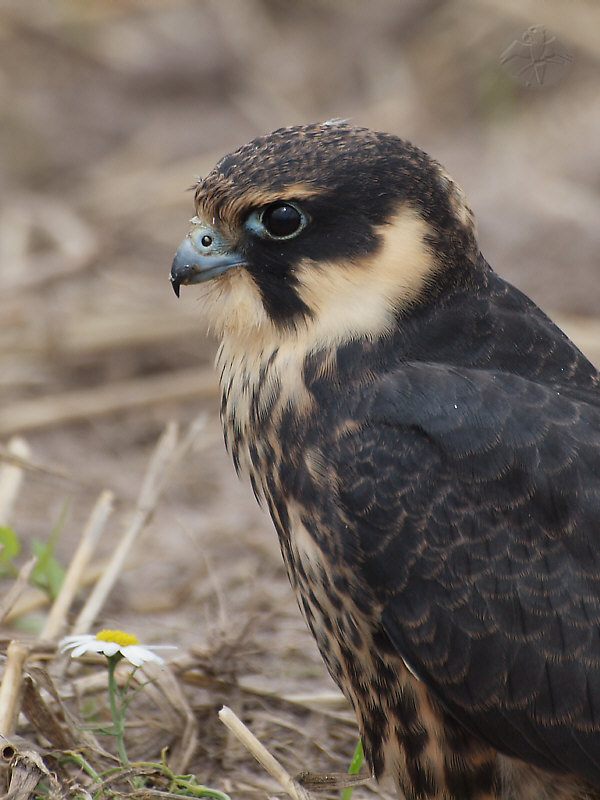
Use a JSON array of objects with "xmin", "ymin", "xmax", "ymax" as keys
[
  {"xmin": 195, "ymin": 205, "xmax": 438, "ymax": 363},
  {"xmin": 195, "ymin": 266, "xmax": 273, "ymax": 341},
  {"xmin": 294, "ymin": 205, "xmax": 438, "ymax": 351}
]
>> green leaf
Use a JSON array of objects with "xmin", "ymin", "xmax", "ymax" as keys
[
  {"xmin": 341, "ymin": 739, "xmax": 363, "ymax": 800},
  {"xmin": 12, "ymin": 612, "xmax": 46, "ymax": 635},
  {"xmin": 0, "ymin": 526, "xmax": 20, "ymax": 576},
  {"xmin": 30, "ymin": 538, "xmax": 65, "ymax": 598},
  {"xmin": 29, "ymin": 498, "xmax": 69, "ymax": 598},
  {"xmin": 0, "ymin": 526, "xmax": 20, "ymax": 563}
]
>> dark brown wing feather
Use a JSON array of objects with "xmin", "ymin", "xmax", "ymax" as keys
[{"xmin": 324, "ymin": 361, "xmax": 600, "ymax": 785}]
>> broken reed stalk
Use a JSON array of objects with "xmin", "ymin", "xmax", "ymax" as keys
[
  {"xmin": 218, "ymin": 705, "xmax": 315, "ymax": 800},
  {"xmin": 4, "ymin": 561, "xmax": 107, "ymax": 624},
  {"xmin": 0, "ymin": 367, "xmax": 217, "ymax": 437},
  {"xmin": 40, "ymin": 489, "xmax": 114, "ymax": 641},
  {"xmin": 70, "ymin": 413, "xmax": 205, "ymax": 636},
  {"xmin": 140, "ymin": 662, "xmax": 198, "ymax": 776},
  {"xmin": 4, "ymin": 415, "xmax": 206, "ymax": 625},
  {"xmin": 71, "ymin": 420, "xmax": 179, "ymax": 636},
  {"xmin": 0, "ymin": 641, "xmax": 29, "ymax": 735},
  {"xmin": 0, "ymin": 307, "xmax": 202, "ymax": 361},
  {"xmin": 0, "ymin": 446, "xmax": 69, "ymax": 482},
  {"xmin": 0, "ymin": 557, "xmax": 37, "ymax": 625},
  {"xmin": 0, "ymin": 436, "xmax": 30, "ymax": 525}
]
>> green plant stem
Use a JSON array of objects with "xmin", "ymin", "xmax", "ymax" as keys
[
  {"xmin": 106, "ymin": 655, "xmax": 129, "ymax": 767},
  {"xmin": 341, "ymin": 739, "xmax": 363, "ymax": 800},
  {"xmin": 61, "ymin": 750, "xmax": 101, "ymax": 783},
  {"xmin": 133, "ymin": 761, "xmax": 231, "ymax": 800}
]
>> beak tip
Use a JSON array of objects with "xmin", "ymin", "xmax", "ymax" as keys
[{"xmin": 170, "ymin": 276, "xmax": 181, "ymax": 298}]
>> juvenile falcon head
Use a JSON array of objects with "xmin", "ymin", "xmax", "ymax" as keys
[{"xmin": 171, "ymin": 121, "xmax": 477, "ymax": 351}]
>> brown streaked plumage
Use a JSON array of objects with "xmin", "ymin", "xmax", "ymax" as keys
[{"xmin": 171, "ymin": 122, "xmax": 600, "ymax": 800}]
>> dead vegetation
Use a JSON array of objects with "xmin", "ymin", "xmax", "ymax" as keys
[
  {"xmin": 0, "ymin": 1, "xmax": 598, "ymax": 798},
  {"xmin": 0, "ymin": 425, "xmax": 372, "ymax": 800}
]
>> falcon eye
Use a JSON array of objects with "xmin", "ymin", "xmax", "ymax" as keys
[
  {"xmin": 244, "ymin": 201, "xmax": 308, "ymax": 240},
  {"xmin": 262, "ymin": 203, "xmax": 303, "ymax": 238}
]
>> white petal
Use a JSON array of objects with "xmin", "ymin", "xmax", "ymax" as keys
[
  {"xmin": 60, "ymin": 634, "xmax": 94, "ymax": 652},
  {"xmin": 97, "ymin": 641, "xmax": 120, "ymax": 657},
  {"xmin": 70, "ymin": 643, "xmax": 94, "ymax": 658},
  {"xmin": 121, "ymin": 645, "xmax": 164, "ymax": 667}
]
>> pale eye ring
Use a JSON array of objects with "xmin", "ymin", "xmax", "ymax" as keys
[{"xmin": 244, "ymin": 201, "xmax": 308, "ymax": 240}]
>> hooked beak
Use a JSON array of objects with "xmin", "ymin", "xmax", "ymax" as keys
[{"xmin": 170, "ymin": 223, "xmax": 245, "ymax": 297}]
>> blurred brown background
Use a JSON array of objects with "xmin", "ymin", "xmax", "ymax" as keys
[{"xmin": 0, "ymin": 0, "xmax": 599, "ymax": 794}]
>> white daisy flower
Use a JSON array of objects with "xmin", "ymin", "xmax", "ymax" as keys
[{"xmin": 60, "ymin": 629, "xmax": 176, "ymax": 667}]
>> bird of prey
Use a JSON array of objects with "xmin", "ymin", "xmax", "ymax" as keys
[{"xmin": 171, "ymin": 122, "xmax": 600, "ymax": 800}]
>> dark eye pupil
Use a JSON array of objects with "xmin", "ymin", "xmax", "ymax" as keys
[{"xmin": 263, "ymin": 203, "xmax": 302, "ymax": 237}]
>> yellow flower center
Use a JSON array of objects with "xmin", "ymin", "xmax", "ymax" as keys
[{"xmin": 95, "ymin": 629, "xmax": 139, "ymax": 647}]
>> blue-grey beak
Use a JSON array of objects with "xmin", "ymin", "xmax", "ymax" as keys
[{"xmin": 170, "ymin": 223, "xmax": 245, "ymax": 297}]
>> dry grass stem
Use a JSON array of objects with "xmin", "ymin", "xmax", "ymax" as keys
[
  {"xmin": 70, "ymin": 414, "xmax": 206, "ymax": 635},
  {"xmin": 181, "ymin": 666, "xmax": 352, "ymax": 721},
  {"xmin": 0, "ymin": 641, "xmax": 29, "ymax": 735},
  {"xmin": 20, "ymin": 675, "xmax": 75, "ymax": 751},
  {"xmin": 0, "ymin": 746, "xmax": 50, "ymax": 800},
  {"xmin": 64, "ymin": 659, "xmax": 138, "ymax": 699},
  {"xmin": 140, "ymin": 664, "xmax": 198, "ymax": 775},
  {"xmin": 296, "ymin": 770, "xmax": 372, "ymax": 792},
  {"xmin": 0, "ymin": 732, "xmax": 67, "ymax": 800},
  {"xmin": 27, "ymin": 665, "xmax": 107, "ymax": 758},
  {"xmin": 0, "ymin": 447, "xmax": 70, "ymax": 482},
  {"xmin": 0, "ymin": 308, "xmax": 202, "ymax": 362},
  {"xmin": 0, "ymin": 368, "xmax": 217, "ymax": 437},
  {"xmin": 0, "ymin": 558, "xmax": 37, "ymax": 626},
  {"xmin": 283, "ymin": 691, "xmax": 350, "ymax": 712},
  {"xmin": 4, "ymin": 560, "xmax": 113, "ymax": 624},
  {"xmin": 218, "ymin": 705, "xmax": 315, "ymax": 800},
  {"xmin": 41, "ymin": 490, "xmax": 115, "ymax": 642},
  {"xmin": 0, "ymin": 195, "xmax": 97, "ymax": 291},
  {"xmin": 71, "ymin": 421, "xmax": 179, "ymax": 635},
  {"xmin": 0, "ymin": 438, "xmax": 30, "ymax": 526},
  {"xmin": 2, "ymin": 587, "xmax": 49, "ymax": 627}
]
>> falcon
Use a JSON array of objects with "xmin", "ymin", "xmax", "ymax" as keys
[{"xmin": 170, "ymin": 122, "xmax": 600, "ymax": 800}]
